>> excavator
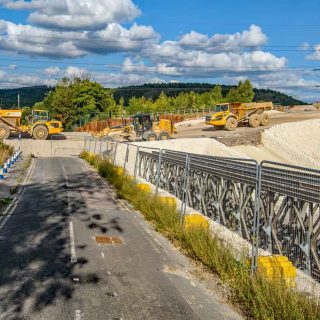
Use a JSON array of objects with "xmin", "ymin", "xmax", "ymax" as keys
[{"xmin": 99, "ymin": 114, "xmax": 177, "ymax": 142}]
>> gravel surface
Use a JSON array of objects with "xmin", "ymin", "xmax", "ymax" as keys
[{"xmin": 261, "ymin": 119, "xmax": 320, "ymax": 168}]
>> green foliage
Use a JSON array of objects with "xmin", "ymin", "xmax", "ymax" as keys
[
  {"xmin": 81, "ymin": 151, "xmax": 320, "ymax": 320},
  {"xmin": 40, "ymin": 77, "xmax": 118, "ymax": 130},
  {"xmin": 226, "ymin": 80, "xmax": 255, "ymax": 102}
]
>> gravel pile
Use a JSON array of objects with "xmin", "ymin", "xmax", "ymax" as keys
[{"xmin": 262, "ymin": 119, "xmax": 320, "ymax": 169}]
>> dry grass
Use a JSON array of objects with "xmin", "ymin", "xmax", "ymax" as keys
[
  {"xmin": 81, "ymin": 151, "xmax": 320, "ymax": 320},
  {"xmin": 0, "ymin": 142, "xmax": 13, "ymax": 166}
]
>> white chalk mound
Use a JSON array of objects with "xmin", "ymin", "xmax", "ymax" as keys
[{"xmin": 262, "ymin": 119, "xmax": 320, "ymax": 169}]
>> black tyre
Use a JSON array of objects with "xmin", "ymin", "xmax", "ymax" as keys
[
  {"xmin": 0, "ymin": 125, "xmax": 10, "ymax": 139},
  {"xmin": 144, "ymin": 131, "xmax": 157, "ymax": 141},
  {"xmin": 158, "ymin": 131, "xmax": 170, "ymax": 140},
  {"xmin": 225, "ymin": 118, "xmax": 238, "ymax": 131},
  {"xmin": 249, "ymin": 114, "xmax": 260, "ymax": 128},
  {"xmin": 33, "ymin": 125, "xmax": 48, "ymax": 140},
  {"xmin": 260, "ymin": 113, "xmax": 270, "ymax": 126}
]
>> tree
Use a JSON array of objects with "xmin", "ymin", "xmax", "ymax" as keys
[
  {"xmin": 39, "ymin": 77, "xmax": 118, "ymax": 130},
  {"xmin": 226, "ymin": 80, "xmax": 254, "ymax": 102}
]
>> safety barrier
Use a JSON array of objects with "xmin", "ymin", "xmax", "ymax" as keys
[
  {"xmin": 0, "ymin": 149, "xmax": 22, "ymax": 180},
  {"xmin": 83, "ymin": 137, "xmax": 320, "ymax": 283}
]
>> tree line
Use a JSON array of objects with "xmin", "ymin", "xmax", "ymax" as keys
[{"xmin": 34, "ymin": 77, "xmax": 259, "ymax": 129}]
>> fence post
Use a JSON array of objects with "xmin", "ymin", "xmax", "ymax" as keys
[
  {"xmin": 123, "ymin": 144, "xmax": 130, "ymax": 171},
  {"xmin": 155, "ymin": 149, "xmax": 163, "ymax": 194},
  {"xmin": 105, "ymin": 139, "xmax": 110, "ymax": 160},
  {"xmin": 93, "ymin": 138, "xmax": 97, "ymax": 155},
  {"xmin": 180, "ymin": 153, "xmax": 190, "ymax": 225},
  {"xmin": 88, "ymin": 138, "xmax": 92, "ymax": 153},
  {"xmin": 113, "ymin": 141, "xmax": 118, "ymax": 165},
  {"xmin": 134, "ymin": 146, "xmax": 140, "ymax": 178},
  {"xmin": 99, "ymin": 138, "xmax": 103, "ymax": 156},
  {"xmin": 251, "ymin": 164, "xmax": 262, "ymax": 273}
]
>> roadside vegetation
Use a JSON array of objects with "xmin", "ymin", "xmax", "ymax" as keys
[
  {"xmin": 0, "ymin": 141, "xmax": 13, "ymax": 166},
  {"xmin": 81, "ymin": 151, "xmax": 320, "ymax": 320}
]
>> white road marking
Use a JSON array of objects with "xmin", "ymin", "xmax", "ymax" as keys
[
  {"xmin": 0, "ymin": 198, "xmax": 17, "ymax": 231},
  {"xmin": 0, "ymin": 157, "xmax": 35, "ymax": 232},
  {"xmin": 59, "ymin": 159, "xmax": 71, "ymax": 212},
  {"xmin": 75, "ymin": 309, "xmax": 84, "ymax": 320},
  {"xmin": 69, "ymin": 221, "xmax": 77, "ymax": 263}
]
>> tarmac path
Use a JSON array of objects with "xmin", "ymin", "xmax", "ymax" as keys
[{"xmin": 0, "ymin": 157, "xmax": 242, "ymax": 320}]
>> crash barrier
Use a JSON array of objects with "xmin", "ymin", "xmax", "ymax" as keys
[
  {"xmin": 84, "ymin": 137, "xmax": 320, "ymax": 284},
  {"xmin": 0, "ymin": 149, "xmax": 22, "ymax": 180}
]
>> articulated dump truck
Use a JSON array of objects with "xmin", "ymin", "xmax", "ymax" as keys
[
  {"xmin": 205, "ymin": 102, "xmax": 273, "ymax": 131},
  {"xmin": 0, "ymin": 109, "xmax": 63, "ymax": 140}
]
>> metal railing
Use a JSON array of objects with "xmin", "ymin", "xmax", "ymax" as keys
[{"xmin": 83, "ymin": 137, "xmax": 320, "ymax": 283}]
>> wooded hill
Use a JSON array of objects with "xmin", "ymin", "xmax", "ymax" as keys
[{"xmin": 0, "ymin": 83, "xmax": 305, "ymax": 108}]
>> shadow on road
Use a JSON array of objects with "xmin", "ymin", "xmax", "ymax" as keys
[{"xmin": 0, "ymin": 162, "xmax": 116, "ymax": 319}]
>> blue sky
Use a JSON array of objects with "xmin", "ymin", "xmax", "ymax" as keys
[{"xmin": 0, "ymin": 0, "xmax": 320, "ymax": 101}]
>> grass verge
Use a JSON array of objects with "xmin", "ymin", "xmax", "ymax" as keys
[
  {"xmin": 81, "ymin": 151, "xmax": 320, "ymax": 320},
  {"xmin": 0, "ymin": 141, "xmax": 14, "ymax": 166}
]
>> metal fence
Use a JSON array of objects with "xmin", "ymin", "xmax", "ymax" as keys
[{"xmin": 84, "ymin": 137, "xmax": 320, "ymax": 282}]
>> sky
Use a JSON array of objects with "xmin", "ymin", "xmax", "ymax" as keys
[{"xmin": 0, "ymin": 0, "xmax": 320, "ymax": 101}]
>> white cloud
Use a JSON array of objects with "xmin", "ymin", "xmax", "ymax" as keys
[
  {"xmin": 45, "ymin": 66, "xmax": 60, "ymax": 75},
  {"xmin": 179, "ymin": 25, "xmax": 267, "ymax": 51},
  {"xmin": 307, "ymin": 45, "xmax": 320, "ymax": 60},
  {"xmin": 65, "ymin": 66, "xmax": 89, "ymax": 78},
  {"xmin": 0, "ymin": 69, "xmax": 56, "ymax": 87},
  {"xmin": 0, "ymin": 20, "xmax": 158, "ymax": 58},
  {"xmin": 1, "ymin": 0, "xmax": 141, "ymax": 30}
]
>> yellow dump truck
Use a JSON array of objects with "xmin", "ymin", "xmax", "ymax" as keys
[
  {"xmin": 205, "ymin": 102, "xmax": 273, "ymax": 131},
  {"xmin": 0, "ymin": 109, "xmax": 63, "ymax": 140}
]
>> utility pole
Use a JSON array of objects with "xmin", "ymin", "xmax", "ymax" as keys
[{"xmin": 17, "ymin": 94, "xmax": 20, "ymax": 109}]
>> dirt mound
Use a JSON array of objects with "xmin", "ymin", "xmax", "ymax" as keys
[
  {"xmin": 135, "ymin": 138, "xmax": 247, "ymax": 158},
  {"xmin": 262, "ymin": 119, "xmax": 320, "ymax": 168}
]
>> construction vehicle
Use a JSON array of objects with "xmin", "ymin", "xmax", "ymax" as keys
[
  {"xmin": 101, "ymin": 114, "xmax": 177, "ymax": 141},
  {"xmin": 205, "ymin": 102, "xmax": 273, "ymax": 131},
  {"xmin": 0, "ymin": 109, "xmax": 63, "ymax": 140}
]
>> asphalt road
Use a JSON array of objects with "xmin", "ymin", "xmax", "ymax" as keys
[{"xmin": 0, "ymin": 157, "xmax": 242, "ymax": 320}]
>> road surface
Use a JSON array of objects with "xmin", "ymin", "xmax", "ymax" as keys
[{"xmin": 0, "ymin": 157, "xmax": 242, "ymax": 320}]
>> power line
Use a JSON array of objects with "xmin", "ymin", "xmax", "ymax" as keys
[
  {"xmin": 1, "ymin": 33, "xmax": 320, "ymax": 50},
  {"xmin": 1, "ymin": 59, "xmax": 320, "ymax": 72}
]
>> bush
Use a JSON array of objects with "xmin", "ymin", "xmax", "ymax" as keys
[{"xmin": 0, "ymin": 141, "xmax": 14, "ymax": 166}]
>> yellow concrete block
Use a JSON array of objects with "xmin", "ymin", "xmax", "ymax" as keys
[
  {"xmin": 136, "ymin": 183, "xmax": 152, "ymax": 193},
  {"xmin": 273, "ymin": 255, "xmax": 289, "ymax": 263},
  {"xmin": 282, "ymin": 265, "xmax": 297, "ymax": 279},
  {"xmin": 258, "ymin": 266, "xmax": 274, "ymax": 279},
  {"xmin": 159, "ymin": 197, "xmax": 176, "ymax": 207},
  {"xmin": 184, "ymin": 214, "xmax": 209, "ymax": 230},
  {"xmin": 257, "ymin": 256, "xmax": 272, "ymax": 267},
  {"xmin": 272, "ymin": 265, "xmax": 282, "ymax": 278}
]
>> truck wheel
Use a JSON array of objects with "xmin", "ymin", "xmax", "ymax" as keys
[
  {"xmin": 213, "ymin": 125, "xmax": 224, "ymax": 131},
  {"xmin": 158, "ymin": 131, "xmax": 170, "ymax": 140},
  {"xmin": 0, "ymin": 125, "xmax": 10, "ymax": 139},
  {"xmin": 225, "ymin": 118, "xmax": 238, "ymax": 131},
  {"xmin": 249, "ymin": 114, "xmax": 260, "ymax": 128},
  {"xmin": 144, "ymin": 131, "xmax": 157, "ymax": 141},
  {"xmin": 33, "ymin": 125, "xmax": 48, "ymax": 140},
  {"xmin": 260, "ymin": 113, "xmax": 270, "ymax": 126}
]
